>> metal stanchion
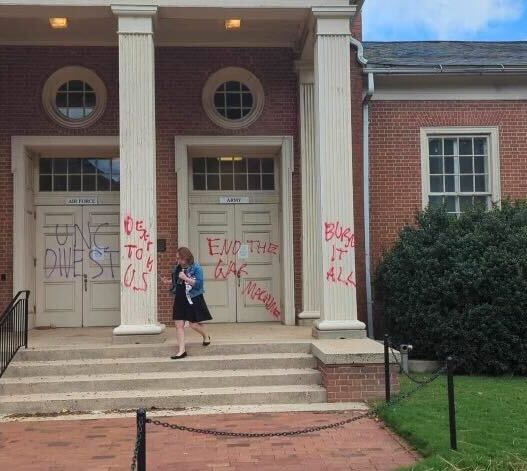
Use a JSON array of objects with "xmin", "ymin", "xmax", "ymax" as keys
[
  {"xmin": 137, "ymin": 409, "xmax": 147, "ymax": 471},
  {"xmin": 384, "ymin": 334, "xmax": 391, "ymax": 402},
  {"xmin": 446, "ymin": 357, "xmax": 457, "ymax": 450}
]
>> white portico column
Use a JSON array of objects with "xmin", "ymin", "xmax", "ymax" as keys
[
  {"xmin": 296, "ymin": 64, "xmax": 320, "ymax": 323},
  {"xmin": 112, "ymin": 5, "xmax": 165, "ymax": 338},
  {"xmin": 312, "ymin": 7, "xmax": 366, "ymax": 339}
]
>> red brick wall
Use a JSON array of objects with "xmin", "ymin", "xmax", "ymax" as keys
[
  {"xmin": 0, "ymin": 46, "xmax": 300, "ymax": 324},
  {"xmin": 318, "ymin": 360, "xmax": 400, "ymax": 402},
  {"xmin": 369, "ymin": 100, "xmax": 527, "ymax": 334}
]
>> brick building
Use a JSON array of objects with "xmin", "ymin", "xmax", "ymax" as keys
[{"xmin": 1, "ymin": 1, "xmax": 525, "ymax": 341}]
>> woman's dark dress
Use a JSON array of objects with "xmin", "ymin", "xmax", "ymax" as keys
[{"xmin": 172, "ymin": 266, "xmax": 212, "ymax": 323}]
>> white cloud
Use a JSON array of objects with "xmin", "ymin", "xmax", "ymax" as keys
[{"xmin": 363, "ymin": 0, "xmax": 524, "ymax": 40}]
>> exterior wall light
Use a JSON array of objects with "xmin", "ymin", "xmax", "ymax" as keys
[
  {"xmin": 49, "ymin": 18, "xmax": 68, "ymax": 29},
  {"xmin": 225, "ymin": 19, "xmax": 241, "ymax": 30}
]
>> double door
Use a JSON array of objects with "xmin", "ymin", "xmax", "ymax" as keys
[
  {"xmin": 35, "ymin": 205, "xmax": 120, "ymax": 327},
  {"xmin": 190, "ymin": 204, "xmax": 281, "ymax": 323}
]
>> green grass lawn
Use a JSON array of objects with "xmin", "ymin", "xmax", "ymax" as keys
[{"xmin": 377, "ymin": 374, "xmax": 527, "ymax": 470}]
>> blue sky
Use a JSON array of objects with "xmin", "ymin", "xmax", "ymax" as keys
[{"xmin": 363, "ymin": 0, "xmax": 527, "ymax": 41}]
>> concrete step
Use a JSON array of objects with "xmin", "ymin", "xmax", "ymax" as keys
[
  {"xmin": 3, "ymin": 353, "xmax": 317, "ymax": 378},
  {"xmin": 15, "ymin": 342, "xmax": 312, "ymax": 362},
  {"xmin": 0, "ymin": 368, "xmax": 322, "ymax": 395},
  {"xmin": 0, "ymin": 384, "xmax": 327, "ymax": 415}
]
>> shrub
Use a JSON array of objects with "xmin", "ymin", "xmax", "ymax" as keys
[{"xmin": 376, "ymin": 201, "xmax": 527, "ymax": 375}]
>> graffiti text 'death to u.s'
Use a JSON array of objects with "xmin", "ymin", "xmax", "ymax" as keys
[
  {"xmin": 45, "ymin": 223, "xmax": 118, "ymax": 280},
  {"xmin": 324, "ymin": 220, "xmax": 356, "ymax": 288},
  {"xmin": 122, "ymin": 215, "xmax": 154, "ymax": 293}
]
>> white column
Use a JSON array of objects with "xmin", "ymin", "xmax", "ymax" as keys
[
  {"xmin": 112, "ymin": 5, "xmax": 164, "ymax": 337},
  {"xmin": 296, "ymin": 64, "xmax": 320, "ymax": 322},
  {"xmin": 312, "ymin": 7, "xmax": 366, "ymax": 338}
]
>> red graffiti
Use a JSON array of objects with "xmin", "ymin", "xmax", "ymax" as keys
[
  {"xmin": 326, "ymin": 266, "xmax": 356, "ymax": 288},
  {"xmin": 324, "ymin": 221, "xmax": 355, "ymax": 249},
  {"xmin": 324, "ymin": 221, "xmax": 356, "ymax": 289},
  {"xmin": 243, "ymin": 281, "xmax": 281, "ymax": 320},
  {"xmin": 123, "ymin": 215, "xmax": 134, "ymax": 236},
  {"xmin": 214, "ymin": 258, "xmax": 248, "ymax": 280},
  {"xmin": 207, "ymin": 238, "xmax": 280, "ymax": 257},
  {"xmin": 122, "ymin": 215, "xmax": 154, "ymax": 293}
]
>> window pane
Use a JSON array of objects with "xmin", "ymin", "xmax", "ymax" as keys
[
  {"xmin": 459, "ymin": 157, "xmax": 473, "ymax": 174},
  {"xmin": 459, "ymin": 138, "xmax": 473, "ymax": 155},
  {"xmin": 54, "ymin": 159, "xmax": 68, "ymax": 173},
  {"xmin": 429, "ymin": 139, "xmax": 442, "ymax": 156},
  {"xmin": 83, "ymin": 160, "xmax": 97, "ymax": 173},
  {"xmin": 85, "ymin": 92, "xmax": 96, "ymax": 108},
  {"xmin": 40, "ymin": 175, "xmax": 52, "ymax": 191},
  {"xmin": 460, "ymin": 196, "xmax": 474, "ymax": 211},
  {"xmin": 68, "ymin": 158, "xmax": 82, "ymax": 173},
  {"xmin": 221, "ymin": 174, "xmax": 234, "ymax": 191},
  {"xmin": 474, "ymin": 196, "xmax": 489, "ymax": 208},
  {"xmin": 248, "ymin": 159, "xmax": 260, "ymax": 173},
  {"xmin": 429, "ymin": 196, "xmax": 443, "ymax": 208},
  {"xmin": 474, "ymin": 138, "xmax": 488, "ymax": 155},
  {"xmin": 445, "ymin": 176, "xmax": 455, "ymax": 192},
  {"xmin": 234, "ymin": 158, "xmax": 247, "ymax": 173},
  {"xmin": 445, "ymin": 196, "xmax": 457, "ymax": 213},
  {"xmin": 444, "ymin": 139, "xmax": 456, "ymax": 156},
  {"xmin": 214, "ymin": 93, "xmax": 224, "ymax": 109},
  {"xmin": 242, "ymin": 93, "xmax": 254, "ymax": 109},
  {"xmin": 226, "ymin": 92, "xmax": 241, "ymax": 108},
  {"xmin": 226, "ymin": 81, "xmax": 241, "ymax": 92},
  {"xmin": 261, "ymin": 159, "xmax": 274, "ymax": 173},
  {"xmin": 68, "ymin": 175, "xmax": 81, "ymax": 191},
  {"xmin": 429, "ymin": 157, "xmax": 443, "ymax": 174},
  {"xmin": 193, "ymin": 174, "xmax": 206, "ymax": 190},
  {"xmin": 475, "ymin": 175, "xmax": 487, "ymax": 192},
  {"xmin": 226, "ymin": 108, "xmax": 242, "ymax": 120},
  {"xmin": 444, "ymin": 157, "xmax": 455, "ymax": 174},
  {"xmin": 262, "ymin": 174, "xmax": 274, "ymax": 190},
  {"xmin": 96, "ymin": 175, "xmax": 109, "ymax": 191},
  {"xmin": 207, "ymin": 174, "xmax": 220, "ymax": 190},
  {"xmin": 248, "ymin": 174, "xmax": 261, "ymax": 190},
  {"xmin": 207, "ymin": 158, "xmax": 219, "ymax": 173},
  {"xmin": 234, "ymin": 174, "xmax": 247, "ymax": 190},
  {"xmin": 68, "ymin": 80, "xmax": 84, "ymax": 92},
  {"xmin": 193, "ymin": 158, "xmax": 206, "ymax": 173},
  {"xmin": 460, "ymin": 175, "xmax": 474, "ymax": 192},
  {"xmin": 54, "ymin": 175, "xmax": 67, "ymax": 191},
  {"xmin": 83, "ymin": 174, "xmax": 96, "ymax": 191},
  {"xmin": 56, "ymin": 92, "xmax": 68, "ymax": 108},
  {"xmin": 220, "ymin": 160, "xmax": 233, "ymax": 173},
  {"xmin": 474, "ymin": 156, "xmax": 486, "ymax": 174},
  {"xmin": 40, "ymin": 158, "xmax": 52, "ymax": 174},
  {"xmin": 111, "ymin": 159, "xmax": 120, "ymax": 175},
  {"xmin": 430, "ymin": 176, "xmax": 443, "ymax": 192}
]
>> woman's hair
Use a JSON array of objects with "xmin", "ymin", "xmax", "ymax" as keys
[{"xmin": 177, "ymin": 247, "xmax": 195, "ymax": 265}]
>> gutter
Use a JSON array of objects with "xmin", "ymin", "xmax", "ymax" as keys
[
  {"xmin": 363, "ymin": 65, "xmax": 527, "ymax": 75},
  {"xmin": 351, "ymin": 36, "xmax": 375, "ymax": 339}
]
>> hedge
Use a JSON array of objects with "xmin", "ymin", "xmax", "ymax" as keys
[{"xmin": 376, "ymin": 201, "xmax": 527, "ymax": 375}]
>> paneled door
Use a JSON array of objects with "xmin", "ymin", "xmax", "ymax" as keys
[
  {"xmin": 35, "ymin": 205, "xmax": 120, "ymax": 327},
  {"xmin": 189, "ymin": 204, "xmax": 281, "ymax": 322}
]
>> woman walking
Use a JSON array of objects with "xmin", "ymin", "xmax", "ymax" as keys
[{"xmin": 161, "ymin": 247, "xmax": 212, "ymax": 359}]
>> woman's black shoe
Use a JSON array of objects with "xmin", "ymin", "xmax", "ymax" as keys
[
  {"xmin": 171, "ymin": 352, "xmax": 187, "ymax": 360},
  {"xmin": 203, "ymin": 336, "xmax": 211, "ymax": 347}
]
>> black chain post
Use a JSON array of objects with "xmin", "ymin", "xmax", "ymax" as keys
[
  {"xmin": 137, "ymin": 409, "xmax": 147, "ymax": 471},
  {"xmin": 384, "ymin": 334, "xmax": 391, "ymax": 402},
  {"xmin": 447, "ymin": 357, "xmax": 457, "ymax": 450}
]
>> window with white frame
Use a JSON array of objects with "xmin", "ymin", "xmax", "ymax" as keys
[{"xmin": 422, "ymin": 129, "xmax": 500, "ymax": 215}]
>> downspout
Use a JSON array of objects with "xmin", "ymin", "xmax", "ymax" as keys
[{"xmin": 351, "ymin": 36, "xmax": 376, "ymax": 338}]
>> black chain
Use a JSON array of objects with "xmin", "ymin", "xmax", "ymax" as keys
[
  {"xmin": 130, "ymin": 418, "xmax": 144, "ymax": 471},
  {"xmin": 388, "ymin": 345, "xmax": 439, "ymax": 385},
  {"xmin": 146, "ymin": 367, "xmax": 447, "ymax": 438}
]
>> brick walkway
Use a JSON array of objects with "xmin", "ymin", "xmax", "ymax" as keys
[{"xmin": 0, "ymin": 411, "xmax": 418, "ymax": 470}]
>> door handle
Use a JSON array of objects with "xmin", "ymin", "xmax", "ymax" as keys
[{"xmin": 83, "ymin": 274, "xmax": 88, "ymax": 292}]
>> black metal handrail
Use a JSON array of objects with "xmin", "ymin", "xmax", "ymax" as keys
[{"xmin": 0, "ymin": 290, "xmax": 30, "ymax": 378}]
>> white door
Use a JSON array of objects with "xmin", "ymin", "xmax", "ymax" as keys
[
  {"xmin": 190, "ymin": 203, "xmax": 281, "ymax": 323},
  {"xmin": 36, "ymin": 205, "xmax": 120, "ymax": 327}
]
